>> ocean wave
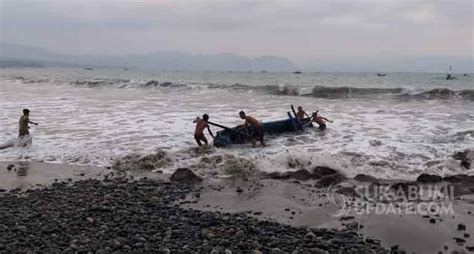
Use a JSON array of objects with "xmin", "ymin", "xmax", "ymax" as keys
[
  {"xmin": 280, "ymin": 86, "xmax": 474, "ymax": 101},
  {"xmin": 10, "ymin": 76, "xmax": 474, "ymax": 100}
]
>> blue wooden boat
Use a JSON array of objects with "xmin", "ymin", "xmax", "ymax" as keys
[{"xmin": 213, "ymin": 111, "xmax": 313, "ymax": 147}]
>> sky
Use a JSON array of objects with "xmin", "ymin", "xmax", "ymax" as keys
[{"xmin": 0, "ymin": 0, "xmax": 472, "ymax": 65}]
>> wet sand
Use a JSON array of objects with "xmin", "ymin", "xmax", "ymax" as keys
[
  {"xmin": 0, "ymin": 161, "xmax": 109, "ymax": 190},
  {"xmin": 183, "ymin": 178, "xmax": 474, "ymax": 254}
]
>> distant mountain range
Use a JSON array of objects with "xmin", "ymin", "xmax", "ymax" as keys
[
  {"xmin": 1, "ymin": 42, "xmax": 472, "ymax": 72},
  {"xmin": 0, "ymin": 42, "xmax": 297, "ymax": 71}
]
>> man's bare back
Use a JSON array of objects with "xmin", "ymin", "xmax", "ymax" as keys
[
  {"xmin": 194, "ymin": 119, "xmax": 208, "ymax": 135},
  {"xmin": 244, "ymin": 116, "xmax": 262, "ymax": 128}
]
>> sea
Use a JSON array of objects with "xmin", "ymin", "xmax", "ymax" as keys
[{"xmin": 0, "ymin": 68, "xmax": 473, "ymax": 180}]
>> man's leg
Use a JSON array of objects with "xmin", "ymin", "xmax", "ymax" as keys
[
  {"xmin": 202, "ymin": 136, "xmax": 208, "ymax": 146},
  {"xmin": 194, "ymin": 135, "xmax": 202, "ymax": 147}
]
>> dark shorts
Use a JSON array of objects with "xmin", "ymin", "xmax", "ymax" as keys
[
  {"xmin": 319, "ymin": 124, "xmax": 326, "ymax": 130},
  {"xmin": 252, "ymin": 127, "xmax": 265, "ymax": 141},
  {"xmin": 194, "ymin": 133, "xmax": 205, "ymax": 140}
]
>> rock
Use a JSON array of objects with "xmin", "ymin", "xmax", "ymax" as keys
[
  {"xmin": 354, "ymin": 174, "xmax": 379, "ymax": 183},
  {"xmin": 369, "ymin": 140, "xmax": 382, "ymax": 146},
  {"xmin": 270, "ymin": 248, "xmax": 284, "ymax": 254},
  {"xmin": 17, "ymin": 225, "xmax": 27, "ymax": 232},
  {"xmin": 340, "ymin": 216, "xmax": 355, "ymax": 221},
  {"xmin": 429, "ymin": 218, "xmax": 436, "ymax": 224},
  {"xmin": 390, "ymin": 182, "xmax": 417, "ymax": 193},
  {"xmin": 347, "ymin": 221, "xmax": 359, "ymax": 230},
  {"xmin": 444, "ymin": 174, "xmax": 474, "ymax": 184},
  {"xmin": 466, "ymin": 246, "xmax": 474, "ymax": 251},
  {"xmin": 458, "ymin": 223, "xmax": 466, "ymax": 231},
  {"xmin": 6, "ymin": 164, "xmax": 14, "ymax": 171},
  {"xmin": 157, "ymin": 247, "xmax": 171, "ymax": 254},
  {"xmin": 288, "ymin": 169, "xmax": 313, "ymax": 180},
  {"xmin": 313, "ymin": 166, "xmax": 338, "ymax": 177},
  {"xmin": 464, "ymin": 233, "xmax": 470, "ymax": 238},
  {"xmin": 454, "ymin": 237, "xmax": 466, "ymax": 243},
  {"xmin": 263, "ymin": 171, "xmax": 290, "ymax": 180},
  {"xmin": 236, "ymin": 187, "xmax": 243, "ymax": 193},
  {"xmin": 170, "ymin": 168, "xmax": 202, "ymax": 183},
  {"xmin": 316, "ymin": 174, "xmax": 345, "ymax": 187},
  {"xmin": 453, "ymin": 149, "xmax": 473, "ymax": 169},
  {"xmin": 416, "ymin": 174, "xmax": 442, "ymax": 183}
]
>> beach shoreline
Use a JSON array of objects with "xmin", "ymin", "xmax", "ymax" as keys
[{"xmin": 2, "ymin": 161, "xmax": 474, "ymax": 253}]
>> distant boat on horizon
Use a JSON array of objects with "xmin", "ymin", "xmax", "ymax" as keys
[
  {"xmin": 377, "ymin": 73, "xmax": 387, "ymax": 77},
  {"xmin": 293, "ymin": 71, "xmax": 303, "ymax": 74},
  {"xmin": 84, "ymin": 68, "xmax": 93, "ymax": 70}
]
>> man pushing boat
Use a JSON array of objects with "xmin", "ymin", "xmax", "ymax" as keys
[
  {"xmin": 295, "ymin": 106, "xmax": 310, "ymax": 120},
  {"xmin": 193, "ymin": 114, "xmax": 214, "ymax": 147},
  {"xmin": 238, "ymin": 111, "xmax": 266, "ymax": 147},
  {"xmin": 311, "ymin": 111, "xmax": 332, "ymax": 130}
]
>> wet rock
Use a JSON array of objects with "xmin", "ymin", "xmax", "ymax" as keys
[
  {"xmin": 458, "ymin": 223, "xmax": 466, "ymax": 231},
  {"xmin": 315, "ymin": 174, "xmax": 345, "ymax": 188},
  {"xmin": 288, "ymin": 169, "xmax": 313, "ymax": 180},
  {"xmin": 312, "ymin": 166, "xmax": 338, "ymax": 177},
  {"xmin": 346, "ymin": 221, "xmax": 359, "ymax": 230},
  {"xmin": 262, "ymin": 172, "xmax": 289, "ymax": 180},
  {"xmin": 390, "ymin": 182, "xmax": 418, "ymax": 193},
  {"xmin": 170, "ymin": 168, "xmax": 202, "ymax": 184},
  {"xmin": 454, "ymin": 237, "xmax": 466, "ymax": 244},
  {"xmin": 6, "ymin": 164, "xmax": 14, "ymax": 171},
  {"xmin": 416, "ymin": 174, "xmax": 442, "ymax": 183},
  {"xmin": 453, "ymin": 149, "xmax": 473, "ymax": 169},
  {"xmin": 429, "ymin": 218, "xmax": 436, "ymax": 224},
  {"xmin": 369, "ymin": 140, "xmax": 382, "ymax": 146},
  {"xmin": 354, "ymin": 174, "xmax": 379, "ymax": 183},
  {"xmin": 444, "ymin": 174, "xmax": 474, "ymax": 184}
]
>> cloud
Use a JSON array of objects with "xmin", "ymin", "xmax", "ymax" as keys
[{"xmin": 0, "ymin": 0, "xmax": 472, "ymax": 62}]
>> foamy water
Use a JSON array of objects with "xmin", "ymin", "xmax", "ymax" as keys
[{"xmin": 1, "ymin": 68, "xmax": 473, "ymax": 180}]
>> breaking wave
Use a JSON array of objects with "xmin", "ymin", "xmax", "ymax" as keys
[{"xmin": 9, "ymin": 75, "xmax": 474, "ymax": 101}]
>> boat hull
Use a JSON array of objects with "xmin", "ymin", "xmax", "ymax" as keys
[{"xmin": 213, "ymin": 113, "xmax": 313, "ymax": 147}]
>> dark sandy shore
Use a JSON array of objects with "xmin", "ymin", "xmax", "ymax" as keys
[{"xmin": 1, "ymin": 161, "xmax": 474, "ymax": 253}]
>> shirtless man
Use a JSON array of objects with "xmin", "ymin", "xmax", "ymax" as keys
[
  {"xmin": 295, "ymin": 106, "xmax": 310, "ymax": 120},
  {"xmin": 193, "ymin": 114, "xmax": 214, "ymax": 147},
  {"xmin": 239, "ymin": 111, "xmax": 265, "ymax": 147},
  {"xmin": 19, "ymin": 109, "xmax": 38, "ymax": 137},
  {"xmin": 311, "ymin": 111, "xmax": 332, "ymax": 130}
]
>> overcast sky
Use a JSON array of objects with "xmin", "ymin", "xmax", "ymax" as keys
[{"xmin": 0, "ymin": 0, "xmax": 472, "ymax": 64}]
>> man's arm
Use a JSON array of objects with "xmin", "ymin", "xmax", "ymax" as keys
[
  {"xmin": 323, "ymin": 117, "xmax": 333, "ymax": 123},
  {"xmin": 207, "ymin": 126, "xmax": 215, "ymax": 139},
  {"xmin": 239, "ymin": 119, "xmax": 249, "ymax": 129},
  {"xmin": 28, "ymin": 120, "xmax": 38, "ymax": 125}
]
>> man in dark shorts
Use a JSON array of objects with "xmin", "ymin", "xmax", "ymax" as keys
[
  {"xmin": 311, "ymin": 111, "xmax": 332, "ymax": 130},
  {"xmin": 17, "ymin": 109, "xmax": 38, "ymax": 147},
  {"xmin": 239, "ymin": 111, "xmax": 265, "ymax": 147},
  {"xmin": 19, "ymin": 109, "xmax": 38, "ymax": 137},
  {"xmin": 193, "ymin": 114, "xmax": 214, "ymax": 147}
]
